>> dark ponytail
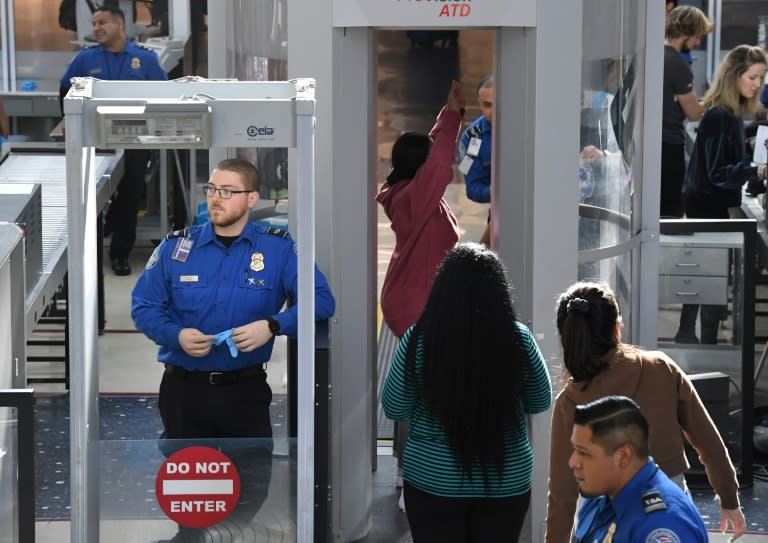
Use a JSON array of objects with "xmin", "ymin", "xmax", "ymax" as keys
[{"xmin": 555, "ymin": 282, "xmax": 620, "ymax": 386}]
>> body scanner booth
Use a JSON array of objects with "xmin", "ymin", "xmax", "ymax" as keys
[{"xmin": 285, "ymin": 0, "xmax": 665, "ymax": 540}]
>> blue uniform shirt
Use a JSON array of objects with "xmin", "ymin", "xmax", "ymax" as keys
[
  {"xmin": 60, "ymin": 40, "xmax": 167, "ymax": 88},
  {"xmin": 458, "ymin": 115, "xmax": 492, "ymax": 203},
  {"xmin": 131, "ymin": 221, "xmax": 335, "ymax": 371},
  {"xmin": 575, "ymin": 458, "xmax": 708, "ymax": 543},
  {"xmin": 761, "ymin": 83, "xmax": 768, "ymax": 109}
]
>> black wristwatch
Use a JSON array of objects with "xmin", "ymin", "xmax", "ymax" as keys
[{"xmin": 267, "ymin": 317, "xmax": 281, "ymax": 336}]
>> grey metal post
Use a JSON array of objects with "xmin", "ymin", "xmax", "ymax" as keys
[
  {"xmin": 295, "ymin": 96, "xmax": 317, "ymax": 543},
  {"xmin": 64, "ymin": 86, "xmax": 101, "ymax": 543},
  {"xmin": 638, "ymin": 0, "xmax": 664, "ymax": 347},
  {"xmin": 328, "ymin": 26, "xmax": 377, "ymax": 541},
  {"xmin": 494, "ymin": 2, "xmax": 582, "ymax": 540}
]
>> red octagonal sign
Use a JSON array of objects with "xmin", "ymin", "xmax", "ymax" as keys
[{"xmin": 156, "ymin": 446, "xmax": 241, "ymax": 528}]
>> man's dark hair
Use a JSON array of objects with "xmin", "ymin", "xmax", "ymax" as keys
[
  {"xmin": 95, "ymin": 5, "xmax": 125, "ymax": 22},
  {"xmin": 477, "ymin": 75, "xmax": 493, "ymax": 93},
  {"xmin": 215, "ymin": 159, "xmax": 260, "ymax": 192},
  {"xmin": 574, "ymin": 395, "xmax": 650, "ymax": 457}
]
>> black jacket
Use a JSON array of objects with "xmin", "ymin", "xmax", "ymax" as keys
[{"xmin": 683, "ymin": 106, "xmax": 758, "ymax": 208}]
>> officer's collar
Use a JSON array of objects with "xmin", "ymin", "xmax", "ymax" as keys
[
  {"xmin": 608, "ymin": 458, "xmax": 657, "ymax": 519},
  {"xmin": 198, "ymin": 220, "xmax": 257, "ymax": 247}
]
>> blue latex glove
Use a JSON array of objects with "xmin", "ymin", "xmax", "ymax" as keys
[{"xmin": 213, "ymin": 329, "xmax": 238, "ymax": 357}]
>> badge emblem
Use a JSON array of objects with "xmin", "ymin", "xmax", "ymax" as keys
[
  {"xmin": 250, "ymin": 252, "xmax": 265, "ymax": 271},
  {"xmin": 171, "ymin": 237, "xmax": 193, "ymax": 263},
  {"xmin": 131, "ymin": 57, "xmax": 141, "ymax": 69}
]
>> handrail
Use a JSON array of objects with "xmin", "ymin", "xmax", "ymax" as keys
[{"xmin": 0, "ymin": 388, "xmax": 35, "ymax": 542}]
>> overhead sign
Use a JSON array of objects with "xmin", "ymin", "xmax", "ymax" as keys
[
  {"xmin": 155, "ymin": 446, "xmax": 241, "ymax": 529},
  {"xmin": 333, "ymin": 0, "xmax": 536, "ymax": 28}
]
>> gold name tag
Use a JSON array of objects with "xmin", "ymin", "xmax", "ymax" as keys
[{"xmin": 179, "ymin": 275, "xmax": 198, "ymax": 282}]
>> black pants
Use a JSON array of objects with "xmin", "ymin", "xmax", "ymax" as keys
[
  {"xmin": 404, "ymin": 483, "xmax": 530, "ymax": 543},
  {"xmin": 158, "ymin": 366, "xmax": 274, "ymax": 541},
  {"xmin": 108, "ymin": 149, "xmax": 148, "ymax": 260},
  {"xmin": 677, "ymin": 195, "xmax": 731, "ymax": 344},
  {"xmin": 158, "ymin": 365, "xmax": 273, "ymax": 440},
  {"xmin": 660, "ymin": 142, "xmax": 686, "ymax": 218}
]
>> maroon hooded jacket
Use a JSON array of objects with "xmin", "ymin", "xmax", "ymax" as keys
[{"xmin": 376, "ymin": 107, "xmax": 461, "ymax": 337}]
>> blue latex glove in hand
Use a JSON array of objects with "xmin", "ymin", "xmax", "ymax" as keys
[{"xmin": 212, "ymin": 329, "xmax": 239, "ymax": 357}]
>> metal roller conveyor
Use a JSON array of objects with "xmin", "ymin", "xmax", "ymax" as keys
[{"xmin": 0, "ymin": 143, "xmax": 123, "ymax": 336}]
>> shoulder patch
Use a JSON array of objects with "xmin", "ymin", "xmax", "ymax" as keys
[
  {"xmin": 644, "ymin": 527, "xmax": 681, "ymax": 543},
  {"xmin": 266, "ymin": 226, "xmax": 290, "ymax": 239},
  {"xmin": 165, "ymin": 228, "xmax": 189, "ymax": 240},
  {"xmin": 642, "ymin": 490, "xmax": 667, "ymax": 514},
  {"xmin": 145, "ymin": 245, "xmax": 160, "ymax": 269}
]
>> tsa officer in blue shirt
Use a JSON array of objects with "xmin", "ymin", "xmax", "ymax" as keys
[
  {"xmin": 60, "ymin": 5, "xmax": 167, "ymax": 276},
  {"xmin": 569, "ymin": 396, "xmax": 710, "ymax": 543},
  {"xmin": 457, "ymin": 75, "xmax": 493, "ymax": 204},
  {"xmin": 131, "ymin": 159, "xmax": 335, "ymax": 440},
  {"xmin": 457, "ymin": 76, "xmax": 493, "ymax": 245}
]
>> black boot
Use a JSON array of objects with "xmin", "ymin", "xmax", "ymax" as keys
[
  {"xmin": 700, "ymin": 305, "xmax": 723, "ymax": 345},
  {"xmin": 674, "ymin": 304, "xmax": 700, "ymax": 343}
]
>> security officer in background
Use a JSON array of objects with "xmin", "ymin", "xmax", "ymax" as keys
[
  {"xmin": 569, "ymin": 396, "xmax": 713, "ymax": 543},
  {"xmin": 131, "ymin": 159, "xmax": 335, "ymax": 440},
  {"xmin": 457, "ymin": 75, "xmax": 493, "ymax": 244},
  {"xmin": 60, "ymin": 5, "xmax": 167, "ymax": 276}
]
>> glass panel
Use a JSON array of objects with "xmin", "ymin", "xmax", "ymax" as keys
[
  {"xmin": 657, "ymin": 227, "xmax": 748, "ymax": 478},
  {"xmin": 578, "ymin": 253, "xmax": 634, "ymax": 340},
  {"xmin": 13, "ymin": 0, "xmax": 78, "ymax": 94},
  {"xmin": 0, "ymin": 406, "xmax": 19, "ymax": 542},
  {"xmin": 228, "ymin": 0, "xmax": 289, "ymax": 202},
  {"xmin": 99, "ymin": 438, "xmax": 295, "ymax": 541},
  {"xmin": 579, "ymin": 0, "xmax": 644, "ymax": 341},
  {"xmin": 721, "ymin": 0, "xmax": 766, "ymax": 52}
]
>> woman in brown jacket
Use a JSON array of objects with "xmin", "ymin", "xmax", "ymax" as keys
[{"xmin": 545, "ymin": 281, "xmax": 745, "ymax": 542}]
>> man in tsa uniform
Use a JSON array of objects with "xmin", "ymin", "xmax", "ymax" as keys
[
  {"xmin": 457, "ymin": 75, "xmax": 493, "ymax": 244},
  {"xmin": 131, "ymin": 158, "xmax": 335, "ymax": 442}
]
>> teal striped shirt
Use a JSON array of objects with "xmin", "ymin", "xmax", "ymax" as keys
[{"xmin": 381, "ymin": 321, "xmax": 552, "ymax": 498}]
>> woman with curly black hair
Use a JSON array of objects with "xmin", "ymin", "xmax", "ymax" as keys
[{"xmin": 382, "ymin": 243, "xmax": 551, "ymax": 542}]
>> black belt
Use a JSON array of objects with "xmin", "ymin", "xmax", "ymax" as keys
[{"xmin": 165, "ymin": 363, "xmax": 266, "ymax": 385}]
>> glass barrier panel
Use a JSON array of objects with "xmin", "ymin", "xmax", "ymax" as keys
[
  {"xmin": 578, "ymin": 252, "xmax": 634, "ymax": 339},
  {"xmin": 658, "ymin": 225, "xmax": 751, "ymax": 482},
  {"xmin": 99, "ymin": 437, "xmax": 296, "ymax": 542},
  {"xmin": 12, "ymin": 0, "xmax": 78, "ymax": 94},
  {"xmin": 721, "ymin": 0, "xmax": 766, "ymax": 51},
  {"xmin": 0, "ymin": 406, "xmax": 19, "ymax": 542}
]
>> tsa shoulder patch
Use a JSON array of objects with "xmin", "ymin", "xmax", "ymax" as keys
[
  {"xmin": 145, "ymin": 246, "xmax": 160, "ymax": 269},
  {"xmin": 644, "ymin": 528, "xmax": 681, "ymax": 543},
  {"xmin": 642, "ymin": 490, "xmax": 667, "ymax": 513}
]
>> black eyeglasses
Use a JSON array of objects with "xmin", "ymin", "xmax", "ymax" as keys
[{"xmin": 203, "ymin": 185, "xmax": 253, "ymax": 199}]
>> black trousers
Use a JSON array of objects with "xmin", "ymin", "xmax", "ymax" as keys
[
  {"xmin": 404, "ymin": 483, "xmax": 531, "ymax": 543},
  {"xmin": 158, "ymin": 365, "xmax": 273, "ymax": 440},
  {"xmin": 660, "ymin": 142, "xmax": 686, "ymax": 218},
  {"xmin": 678, "ymin": 194, "xmax": 731, "ymax": 344},
  {"xmin": 108, "ymin": 149, "xmax": 148, "ymax": 260}
]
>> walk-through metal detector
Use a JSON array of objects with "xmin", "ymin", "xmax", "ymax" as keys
[
  {"xmin": 287, "ymin": 0, "xmax": 583, "ymax": 540},
  {"xmin": 64, "ymin": 77, "xmax": 318, "ymax": 542}
]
